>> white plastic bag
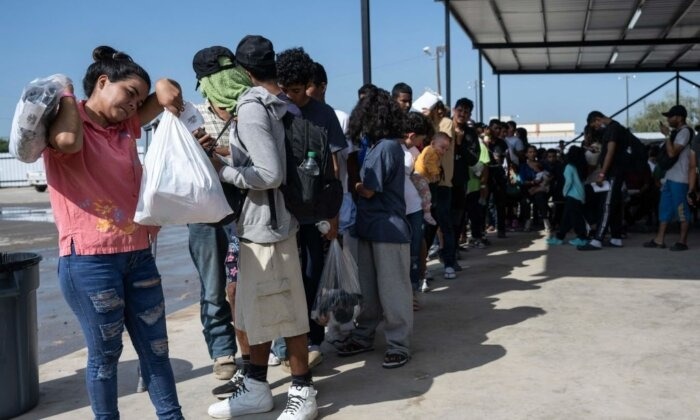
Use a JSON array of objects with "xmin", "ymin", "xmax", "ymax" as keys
[
  {"xmin": 9, "ymin": 74, "xmax": 72, "ymax": 163},
  {"xmin": 134, "ymin": 110, "xmax": 232, "ymax": 225},
  {"xmin": 311, "ymin": 239, "xmax": 362, "ymax": 327}
]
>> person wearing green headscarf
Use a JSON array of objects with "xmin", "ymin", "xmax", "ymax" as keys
[
  {"xmin": 188, "ymin": 48, "xmax": 253, "ymax": 386},
  {"xmin": 195, "ymin": 56, "xmax": 253, "ymax": 157}
]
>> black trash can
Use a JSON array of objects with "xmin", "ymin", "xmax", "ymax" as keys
[{"xmin": 0, "ymin": 252, "xmax": 42, "ymax": 419}]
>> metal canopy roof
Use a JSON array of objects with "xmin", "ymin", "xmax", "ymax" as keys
[{"xmin": 447, "ymin": 0, "xmax": 700, "ymax": 74}]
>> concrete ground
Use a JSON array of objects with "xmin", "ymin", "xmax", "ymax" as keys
[{"xmin": 3, "ymin": 187, "xmax": 700, "ymax": 419}]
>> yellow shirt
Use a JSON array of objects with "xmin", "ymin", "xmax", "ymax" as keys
[
  {"xmin": 436, "ymin": 117, "xmax": 455, "ymax": 187},
  {"xmin": 415, "ymin": 146, "xmax": 442, "ymax": 183}
]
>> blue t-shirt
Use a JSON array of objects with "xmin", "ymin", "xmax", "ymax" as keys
[
  {"xmin": 300, "ymin": 98, "xmax": 348, "ymax": 153},
  {"xmin": 356, "ymin": 139, "xmax": 410, "ymax": 243}
]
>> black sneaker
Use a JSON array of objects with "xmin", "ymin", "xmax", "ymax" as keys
[{"xmin": 212, "ymin": 370, "xmax": 244, "ymax": 399}]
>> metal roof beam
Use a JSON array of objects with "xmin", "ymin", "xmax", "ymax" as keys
[
  {"xmin": 474, "ymin": 37, "xmax": 700, "ymax": 49},
  {"xmin": 488, "ymin": 0, "xmax": 521, "ymax": 69},
  {"xmin": 636, "ymin": 0, "xmax": 698, "ymax": 66},
  {"xmin": 542, "ymin": 0, "xmax": 550, "ymax": 70},
  {"xmin": 494, "ymin": 67, "xmax": 697, "ymax": 75},
  {"xmin": 577, "ymin": 0, "xmax": 595, "ymax": 68},
  {"xmin": 668, "ymin": 34, "xmax": 700, "ymax": 67}
]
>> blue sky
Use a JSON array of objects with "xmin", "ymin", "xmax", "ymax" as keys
[{"xmin": 1, "ymin": 0, "xmax": 699, "ymax": 138}]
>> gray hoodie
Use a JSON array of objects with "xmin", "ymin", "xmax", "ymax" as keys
[{"xmin": 219, "ymin": 86, "xmax": 298, "ymax": 243}]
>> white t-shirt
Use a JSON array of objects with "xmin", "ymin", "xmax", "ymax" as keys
[
  {"xmin": 664, "ymin": 125, "xmax": 692, "ymax": 184},
  {"xmin": 402, "ymin": 144, "xmax": 422, "ymax": 215}
]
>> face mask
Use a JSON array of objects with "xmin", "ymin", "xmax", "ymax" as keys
[{"xmin": 598, "ymin": 123, "xmax": 607, "ymax": 130}]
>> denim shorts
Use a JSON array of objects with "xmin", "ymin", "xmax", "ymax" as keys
[{"xmin": 659, "ymin": 179, "xmax": 690, "ymax": 223}]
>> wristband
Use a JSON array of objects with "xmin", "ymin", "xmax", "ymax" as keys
[{"xmin": 60, "ymin": 91, "xmax": 76, "ymax": 100}]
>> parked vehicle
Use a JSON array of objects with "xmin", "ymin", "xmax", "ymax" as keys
[{"xmin": 27, "ymin": 170, "xmax": 47, "ymax": 192}]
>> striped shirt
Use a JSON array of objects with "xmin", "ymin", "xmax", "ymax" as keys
[{"xmin": 195, "ymin": 102, "xmax": 229, "ymax": 147}]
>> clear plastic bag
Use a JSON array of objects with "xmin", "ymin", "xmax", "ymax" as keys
[
  {"xmin": 9, "ymin": 74, "xmax": 72, "ymax": 163},
  {"xmin": 311, "ymin": 239, "xmax": 362, "ymax": 327},
  {"xmin": 134, "ymin": 110, "xmax": 232, "ymax": 225}
]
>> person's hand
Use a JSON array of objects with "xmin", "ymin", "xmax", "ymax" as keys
[
  {"xmin": 215, "ymin": 146, "xmax": 230, "ymax": 157},
  {"xmin": 210, "ymin": 154, "xmax": 225, "ymax": 173},
  {"xmin": 659, "ymin": 122, "xmax": 670, "ymax": 137},
  {"xmin": 596, "ymin": 171, "xmax": 606, "ymax": 186},
  {"xmin": 323, "ymin": 217, "xmax": 339, "ymax": 241},
  {"xmin": 196, "ymin": 133, "xmax": 215, "ymax": 151},
  {"xmin": 155, "ymin": 78, "xmax": 183, "ymax": 116},
  {"xmin": 688, "ymin": 191, "xmax": 697, "ymax": 207}
]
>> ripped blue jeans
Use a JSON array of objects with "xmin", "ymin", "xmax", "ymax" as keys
[{"xmin": 58, "ymin": 246, "xmax": 182, "ymax": 420}]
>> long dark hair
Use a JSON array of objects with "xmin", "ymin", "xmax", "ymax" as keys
[
  {"xmin": 83, "ymin": 46, "xmax": 151, "ymax": 98},
  {"xmin": 348, "ymin": 88, "xmax": 406, "ymax": 145},
  {"xmin": 566, "ymin": 145, "xmax": 587, "ymax": 181}
]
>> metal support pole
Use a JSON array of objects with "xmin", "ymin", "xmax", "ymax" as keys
[
  {"xmin": 478, "ymin": 51, "xmax": 484, "ymax": 122},
  {"xmin": 361, "ymin": 0, "xmax": 372, "ymax": 84},
  {"xmin": 625, "ymin": 76, "xmax": 630, "ymax": 127},
  {"xmin": 436, "ymin": 54, "xmax": 442, "ymax": 96},
  {"xmin": 444, "ymin": 0, "xmax": 451, "ymax": 107},
  {"xmin": 497, "ymin": 74, "xmax": 501, "ymax": 120},
  {"xmin": 676, "ymin": 71, "xmax": 680, "ymax": 105}
]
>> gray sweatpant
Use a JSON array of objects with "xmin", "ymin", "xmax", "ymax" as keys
[{"xmin": 352, "ymin": 240, "xmax": 413, "ymax": 356}]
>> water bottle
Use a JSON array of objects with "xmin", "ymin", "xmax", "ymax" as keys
[{"xmin": 300, "ymin": 151, "xmax": 320, "ymax": 176}]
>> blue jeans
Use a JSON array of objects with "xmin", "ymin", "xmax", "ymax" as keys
[
  {"xmin": 58, "ymin": 247, "xmax": 182, "ymax": 420},
  {"xmin": 187, "ymin": 223, "xmax": 237, "ymax": 359},
  {"xmin": 406, "ymin": 210, "xmax": 424, "ymax": 291}
]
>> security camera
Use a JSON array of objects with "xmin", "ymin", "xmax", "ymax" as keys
[{"xmin": 423, "ymin": 46, "xmax": 431, "ymax": 55}]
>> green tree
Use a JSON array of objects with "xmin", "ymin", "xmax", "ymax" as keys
[
  {"xmin": 630, "ymin": 93, "xmax": 699, "ymax": 132},
  {"xmin": 0, "ymin": 137, "xmax": 8, "ymax": 153}
]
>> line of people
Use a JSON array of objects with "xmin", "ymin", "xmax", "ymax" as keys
[{"xmin": 39, "ymin": 32, "xmax": 698, "ymax": 420}]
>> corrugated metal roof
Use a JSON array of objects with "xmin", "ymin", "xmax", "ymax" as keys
[{"xmin": 447, "ymin": 0, "xmax": 700, "ymax": 74}]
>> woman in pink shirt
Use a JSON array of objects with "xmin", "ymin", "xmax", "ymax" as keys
[{"xmin": 45, "ymin": 46, "xmax": 184, "ymax": 419}]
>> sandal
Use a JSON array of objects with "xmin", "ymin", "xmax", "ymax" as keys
[
  {"xmin": 337, "ymin": 341, "xmax": 374, "ymax": 357},
  {"xmin": 642, "ymin": 239, "xmax": 666, "ymax": 249},
  {"xmin": 669, "ymin": 242, "xmax": 688, "ymax": 251},
  {"xmin": 382, "ymin": 352, "xmax": 410, "ymax": 369}
]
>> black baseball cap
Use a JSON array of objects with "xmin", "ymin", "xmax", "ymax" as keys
[
  {"xmin": 662, "ymin": 104, "xmax": 687, "ymax": 118},
  {"xmin": 235, "ymin": 35, "xmax": 276, "ymax": 71},
  {"xmin": 193, "ymin": 46, "xmax": 236, "ymax": 88}
]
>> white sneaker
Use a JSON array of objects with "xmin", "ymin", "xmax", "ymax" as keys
[
  {"xmin": 420, "ymin": 279, "xmax": 431, "ymax": 293},
  {"xmin": 208, "ymin": 376, "xmax": 273, "ymax": 418},
  {"xmin": 277, "ymin": 384, "xmax": 318, "ymax": 420},
  {"xmin": 443, "ymin": 267, "xmax": 456, "ymax": 279},
  {"xmin": 268, "ymin": 352, "xmax": 282, "ymax": 366}
]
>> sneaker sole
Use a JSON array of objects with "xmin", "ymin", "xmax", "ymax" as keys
[
  {"xmin": 308, "ymin": 353, "xmax": 324, "ymax": 369},
  {"xmin": 337, "ymin": 346, "xmax": 374, "ymax": 357}
]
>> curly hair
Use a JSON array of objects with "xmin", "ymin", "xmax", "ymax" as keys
[
  {"xmin": 276, "ymin": 47, "xmax": 314, "ymax": 87},
  {"xmin": 348, "ymin": 88, "xmax": 407, "ymax": 145}
]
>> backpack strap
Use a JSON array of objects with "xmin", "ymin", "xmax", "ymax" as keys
[
  {"xmin": 206, "ymin": 114, "xmax": 237, "ymax": 155},
  {"xmin": 251, "ymin": 97, "xmax": 281, "ymax": 230}
]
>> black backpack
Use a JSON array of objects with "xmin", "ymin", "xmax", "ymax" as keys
[
  {"xmin": 463, "ymin": 127, "xmax": 481, "ymax": 167},
  {"xmin": 277, "ymin": 112, "xmax": 343, "ymax": 223},
  {"xmin": 654, "ymin": 126, "xmax": 693, "ymax": 179},
  {"xmin": 254, "ymin": 99, "xmax": 342, "ymax": 227}
]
